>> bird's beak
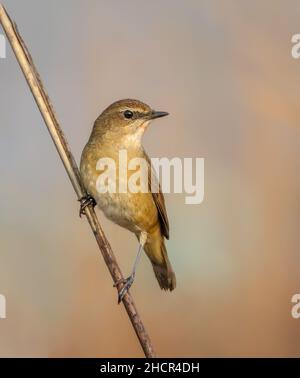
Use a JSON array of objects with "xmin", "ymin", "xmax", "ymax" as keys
[{"xmin": 149, "ymin": 110, "xmax": 169, "ymax": 120}]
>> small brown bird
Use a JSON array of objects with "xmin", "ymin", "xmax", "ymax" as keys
[{"xmin": 80, "ymin": 99, "xmax": 176, "ymax": 302}]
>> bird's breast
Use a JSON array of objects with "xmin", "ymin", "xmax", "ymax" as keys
[{"xmin": 80, "ymin": 144, "xmax": 158, "ymax": 234}]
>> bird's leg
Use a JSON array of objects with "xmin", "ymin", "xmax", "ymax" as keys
[
  {"xmin": 115, "ymin": 244, "xmax": 142, "ymax": 303},
  {"xmin": 78, "ymin": 194, "xmax": 97, "ymax": 217},
  {"xmin": 114, "ymin": 232, "xmax": 147, "ymax": 304}
]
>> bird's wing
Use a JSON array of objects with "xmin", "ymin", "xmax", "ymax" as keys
[{"xmin": 145, "ymin": 153, "xmax": 170, "ymax": 239}]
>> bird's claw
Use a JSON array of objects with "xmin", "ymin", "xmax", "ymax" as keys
[
  {"xmin": 114, "ymin": 275, "xmax": 135, "ymax": 304},
  {"xmin": 79, "ymin": 194, "xmax": 96, "ymax": 217}
]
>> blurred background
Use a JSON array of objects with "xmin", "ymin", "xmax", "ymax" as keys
[{"xmin": 1, "ymin": 0, "xmax": 300, "ymax": 357}]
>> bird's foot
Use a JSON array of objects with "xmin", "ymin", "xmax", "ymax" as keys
[
  {"xmin": 114, "ymin": 275, "xmax": 135, "ymax": 304},
  {"xmin": 78, "ymin": 194, "xmax": 96, "ymax": 217}
]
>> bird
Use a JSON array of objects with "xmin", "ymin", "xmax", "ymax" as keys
[{"xmin": 80, "ymin": 99, "xmax": 176, "ymax": 302}]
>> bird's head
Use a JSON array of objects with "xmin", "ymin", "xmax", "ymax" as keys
[{"xmin": 92, "ymin": 99, "xmax": 169, "ymax": 144}]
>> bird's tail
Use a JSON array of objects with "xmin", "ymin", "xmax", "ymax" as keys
[
  {"xmin": 152, "ymin": 243, "xmax": 176, "ymax": 291},
  {"xmin": 143, "ymin": 230, "xmax": 176, "ymax": 291}
]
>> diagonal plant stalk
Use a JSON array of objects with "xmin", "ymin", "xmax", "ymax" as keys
[{"xmin": 0, "ymin": 4, "xmax": 155, "ymax": 358}]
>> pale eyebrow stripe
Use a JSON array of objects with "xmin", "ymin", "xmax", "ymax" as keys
[{"xmin": 119, "ymin": 109, "xmax": 151, "ymax": 119}]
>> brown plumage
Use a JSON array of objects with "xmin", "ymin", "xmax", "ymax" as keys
[
  {"xmin": 80, "ymin": 99, "xmax": 176, "ymax": 295},
  {"xmin": 144, "ymin": 153, "xmax": 175, "ymax": 290}
]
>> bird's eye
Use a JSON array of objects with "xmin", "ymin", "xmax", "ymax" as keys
[{"xmin": 124, "ymin": 110, "xmax": 134, "ymax": 119}]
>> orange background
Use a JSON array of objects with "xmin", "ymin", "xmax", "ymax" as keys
[{"xmin": 1, "ymin": 0, "xmax": 300, "ymax": 357}]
